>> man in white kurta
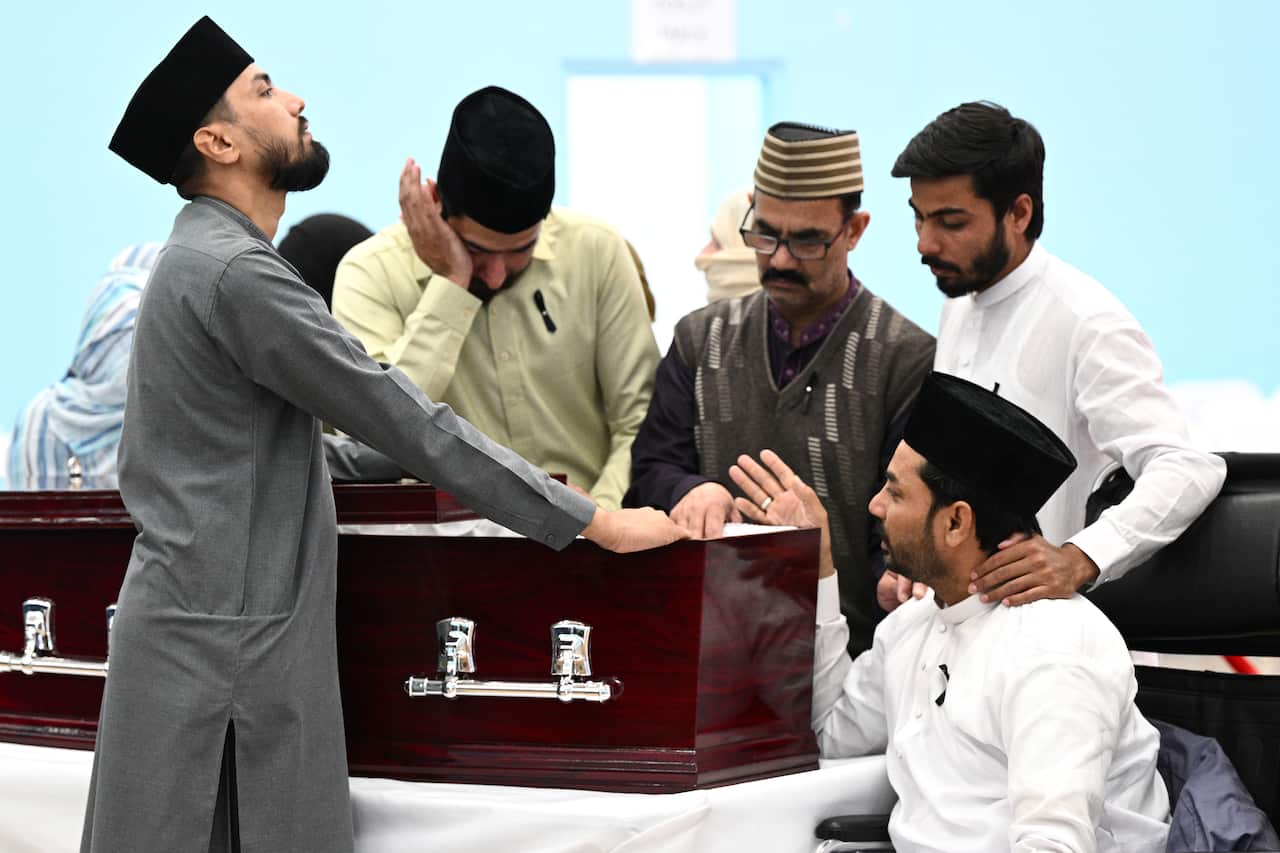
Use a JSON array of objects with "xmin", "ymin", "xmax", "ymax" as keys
[
  {"xmin": 931, "ymin": 242, "xmax": 1223, "ymax": 584},
  {"xmin": 732, "ymin": 373, "xmax": 1170, "ymax": 852},
  {"xmin": 812, "ymin": 581, "xmax": 1169, "ymax": 852},
  {"xmin": 889, "ymin": 101, "xmax": 1224, "ymax": 607}
]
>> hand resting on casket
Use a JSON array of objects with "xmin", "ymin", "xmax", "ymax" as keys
[
  {"xmin": 670, "ymin": 481, "xmax": 741, "ymax": 538},
  {"xmin": 582, "ymin": 505, "xmax": 689, "ymax": 553}
]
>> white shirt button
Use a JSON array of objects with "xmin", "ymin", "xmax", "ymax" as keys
[{"xmin": 936, "ymin": 624, "xmax": 947, "ymax": 634}]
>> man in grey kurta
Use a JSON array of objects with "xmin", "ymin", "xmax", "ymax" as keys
[{"xmin": 86, "ymin": 17, "xmax": 683, "ymax": 852}]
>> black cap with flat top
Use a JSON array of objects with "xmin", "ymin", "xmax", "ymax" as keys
[
  {"xmin": 436, "ymin": 86, "xmax": 555, "ymax": 234},
  {"xmin": 903, "ymin": 372, "xmax": 1077, "ymax": 517},
  {"xmin": 109, "ymin": 16, "xmax": 253, "ymax": 184}
]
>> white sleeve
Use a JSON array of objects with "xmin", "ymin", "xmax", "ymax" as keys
[
  {"xmin": 1064, "ymin": 309, "xmax": 1226, "ymax": 583},
  {"xmin": 812, "ymin": 575, "xmax": 889, "ymax": 758},
  {"xmin": 1003, "ymin": 649, "xmax": 1130, "ymax": 852}
]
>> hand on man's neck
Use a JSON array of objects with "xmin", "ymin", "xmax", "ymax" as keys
[{"xmin": 932, "ymin": 544, "xmax": 990, "ymax": 608}]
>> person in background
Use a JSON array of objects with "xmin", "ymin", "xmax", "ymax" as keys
[
  {"xmin": 8, "ymin": 242, "xmax": 161, "ymax": 488},
  {"xmin": 333, "ymin": 87, "xmax": 659, "ymax": 510},
  {"xmin": 277, "ymin": 213, "xmax": 373, "ymax": 309},
  {"xmin": 626, "ymin": 122, "xmax": 935, "ymax": 653},
  {"xmin": 695, "ymin": 188, "xmax": 759, "ymax": 302},
  {"xmin": 890, "ymin": 101, "xmax": 1225, "ymax": 609}
]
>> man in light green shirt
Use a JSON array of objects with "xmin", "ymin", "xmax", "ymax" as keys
[{"xmin": 333, "ymin": 87, "xmax": 658, "ymax": 510}]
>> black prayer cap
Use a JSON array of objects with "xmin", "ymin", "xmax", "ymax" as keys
[
  {"xmin": 436, "ymin": 86, "xmax": 555, "ymax": 234},
  {"xmin": 903, "ymin": 372, "xmax": 1077, "ymax": 518},
  {"xmin": 109, "ymin": 16, "xmax": 253, "ymax": 184},
  {"xmin": 277, "ymin": 214, "xmax": 374, "ymax": 309}
]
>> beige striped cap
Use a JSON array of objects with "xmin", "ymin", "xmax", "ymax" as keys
[{"xmin": 753, "ymin": 122, "xmax": 863, "ymax": 199}]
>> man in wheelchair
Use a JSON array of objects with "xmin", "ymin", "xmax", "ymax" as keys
[{"xmin": 734, "ymin": 371, "xmax": 1171, "ymax": 852}]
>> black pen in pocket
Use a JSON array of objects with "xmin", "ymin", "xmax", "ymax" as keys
[{"xmin": 533, "ymin": 289, "xmax": 557, "ymax": 333}]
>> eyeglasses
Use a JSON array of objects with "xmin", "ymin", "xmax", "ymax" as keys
[{"xmin": 738, "ymin": 205, "xmax": 849, "ymax": 261}]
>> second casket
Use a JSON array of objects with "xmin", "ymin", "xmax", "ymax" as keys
[{"xmin": 0, "ymin": 484, "xmax": 820, "ymax": 794}]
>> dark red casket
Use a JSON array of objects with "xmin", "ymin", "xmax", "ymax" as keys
[{"xmin": 0, "ymin": 483, "xmax": 820, "ymax": 792}]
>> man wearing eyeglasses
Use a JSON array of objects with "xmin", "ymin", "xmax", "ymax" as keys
[{"xmin": 626, "ymin": 123, "xmax": 935, "ymax": 652}]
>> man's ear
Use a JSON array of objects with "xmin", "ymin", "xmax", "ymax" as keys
[
  {"xmin": 942, "ymin": 500, "xmax": 976, "ymax": 549},
  {"xmin": 1006, "ymin": 192, "xmax": 1034, "ymax": 238},
  {"xmin": 193, "ymin": 124, "xmax": 238, "ymax": 166},
  {"xmin": 845, "ymin": 211, "xmax": 872, "ymax": 250}
]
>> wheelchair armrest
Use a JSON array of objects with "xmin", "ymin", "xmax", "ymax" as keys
[{"xmin": 815, "ymin": 813, "xmax": 892, "ymax": 842}]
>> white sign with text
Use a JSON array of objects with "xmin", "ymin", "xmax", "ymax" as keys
[{"xmin": 631, "ymin": 0, "xmax": 736, "ymax": 63}]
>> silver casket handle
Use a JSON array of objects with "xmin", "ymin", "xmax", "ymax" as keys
[
  {"xmin": 0, "ymin": 598, "xmax": 114, "ymax": 678},
  {"xmin": 405, "ymin": 616, "xmax": 616, "ymax": 703}
]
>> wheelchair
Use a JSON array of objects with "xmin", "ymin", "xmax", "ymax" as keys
[{"xmin": 814, "ymin": 453, "xmax": 1280, "ymax": 852}]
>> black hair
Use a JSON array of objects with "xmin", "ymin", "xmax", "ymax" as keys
[
  {"xmin": 170, "ymin": 96, "xmax": 237, "ymax": 200},
  {"xmin": 919, "ymin": 459, "xmax": 1040, "ymax": 554},
  {"xmin": 891, "ymin": 101, "xmax": 1045, "ymax": 241},
  {"xmin": 838, "ymin": 191, "xmax": 862, "ymax": 221}
]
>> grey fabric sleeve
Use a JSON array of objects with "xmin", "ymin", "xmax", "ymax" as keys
[
  {"xmin": 322, "ymin": 434, "xmax": 404, "ymax": 482},
  {"xmin": 208, "ymin": 247, "xmax": 596, "ymax": 549}
]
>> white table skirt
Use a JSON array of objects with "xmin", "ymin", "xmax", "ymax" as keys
[{"xmin": 0, "ymin": 742, "xmax": 894, "ymax": 852}]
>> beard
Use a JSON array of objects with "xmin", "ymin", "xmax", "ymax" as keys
[
  {"xmin": 246, "ymin": 120, "xmax": 331, "ymax": 193},
  {"xmin": 922, "ymin": 225, "xmax": 1010, "ymax": 298},
  {"xmin": 879, "ymin": 519, "xmax": 948, "ymax": 588},
  {"xmin": 467, "ymin": 265, "xmax": 529, "ymax": 303},
  {"xmin": 263, "ymin": 137, "xmax": 330, "ymax": 193}
]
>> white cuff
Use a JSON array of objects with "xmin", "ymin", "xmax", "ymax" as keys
[
  {"xmin": 1066, "ymin": 518, "xmax": 1131, "ymax": 587},
  {"xmin": 817, "ymin": 574, "xmax": 843, "ymax": 624}
]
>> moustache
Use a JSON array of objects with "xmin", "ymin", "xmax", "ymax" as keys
[
  {"xmin": 921, "ymin": 255, "xmax": 961, "ymax": 274},
  {"xmin": 874, "ymin": 521, "xmax": 900, "ymax": 560},
  {"xmin": 761, "ymin": 267, "xmax": 809, "ymax": 287}
]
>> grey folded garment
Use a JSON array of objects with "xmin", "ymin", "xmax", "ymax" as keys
[{"xmin": 322, "ymin": 434, "xmax": 406, "ymax": 482}]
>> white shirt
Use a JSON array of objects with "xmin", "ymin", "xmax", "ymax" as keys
[
  {"xmin": 813, "ymin": 575, "xmax": 1169, "ymax": 852},
  {"xmin": 935, "ymin": 243, "xmax": 1226, "ymax": 584}
]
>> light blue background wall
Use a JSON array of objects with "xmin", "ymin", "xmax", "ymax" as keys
[{"xmin": 1, "ymin": 0, "xmax": 1276, "ymax": 422}]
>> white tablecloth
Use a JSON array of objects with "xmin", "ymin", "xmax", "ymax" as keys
[{"xmin": 0, "ymin": 742, "xmax": 893, "ymax": 852}]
